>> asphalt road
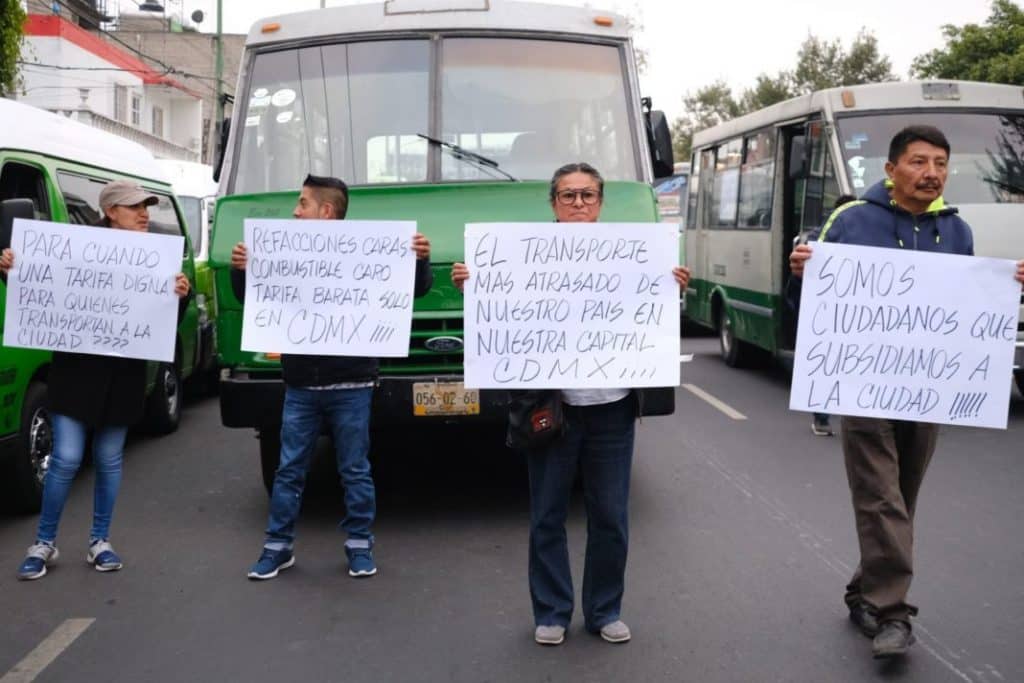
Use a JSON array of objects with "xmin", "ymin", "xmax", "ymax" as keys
[{"xmin": 1, "ymin": 337, "xmax": 1021, "ymax": 682}]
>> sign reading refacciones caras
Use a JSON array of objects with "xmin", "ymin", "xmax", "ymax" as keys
[
  {"xmin": 3, "ymin": 218, "xmax": 184, "ymax": 363},
  {"xmin": 790, "ymin": 241, "xmax": 1020, "ymax": 429},
  {"xmin": 240, "ymin": 219, "xmax": 417, "ymax": 357}
]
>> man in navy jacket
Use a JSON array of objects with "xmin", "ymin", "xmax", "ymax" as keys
[{"xmin": 790, "ymin": 126, "xmax": 1024, "ymax": 659}]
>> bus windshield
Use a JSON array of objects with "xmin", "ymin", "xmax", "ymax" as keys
[
  {"xmin": 836, "ymin": 112, "xmax": 1024, "ymax": 204},
  {"xmin": 232, "ymin": 38, "xmax": 636, "ymax": 194}
]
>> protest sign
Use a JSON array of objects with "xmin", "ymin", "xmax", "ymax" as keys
[
  {"xmin": 464, "ymin": 222, "xmax": 681, "ymax": 389},
  {"xmin": 3, "ymin": 218, "xmax": 183, "ymax": 363},
  {"xmin": 240, "ymin": 219, "xmax": 417, "ymax": 357},
  {"xmin": 790, "ymin": 241, "xmax": 1020, "ymax": 429}
]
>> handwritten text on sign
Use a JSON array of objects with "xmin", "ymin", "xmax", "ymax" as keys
[
  {"xmin": 3, "ymin": 218, "xmax": 183, "ymax": 363},
  {"xmin": 241, "ymin": 219, "xmax": 417, "ymax": 357},
  {"xmin": 790, "ymin": 241, "xmax": 1020, "ymax": 429},
  {"xmin": 464, "ymin": 223, "xmax": 681, "ymax": 389}
]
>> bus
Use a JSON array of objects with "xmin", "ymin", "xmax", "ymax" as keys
[
  {"xmin": 158, "ymin": 159, "xmax": 219, "ymax": 388},
  {"xmin": 0, "ymin": 99, "xmax": 204, "ymax": 511},
  {"xmin": 682, "ymin": 80, "xmax": 1024, "ymax": 395},
  {"xmin": 209, "ymin": 0, "xmax": 674, "ymax": 489}
]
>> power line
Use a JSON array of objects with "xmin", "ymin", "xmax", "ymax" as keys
[{"xmin": 49, "ymin": 0, "xmax": 228, "ymax": 96}]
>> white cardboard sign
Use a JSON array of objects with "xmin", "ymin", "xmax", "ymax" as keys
[
  {"xmin": 3, "ymin": 218, "xmax": 184, "ymax": 363},
  {"xmin": 464, "ymin": 222, "xmax": 681, "ymax": 389},
  {"xmin": 240, "ymin": 219, "xmax": 417, "ymax": 357},
  {"xmin": 790, "ymin": 241, "xmax": 1020, "ymax": 429}
]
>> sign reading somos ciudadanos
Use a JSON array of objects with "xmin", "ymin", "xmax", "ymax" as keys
[
  {"xmin": 240, "ymin": 219, "xmax": 417, "ymax": 357},
  {"xmin": 790, "ymin": 241, "xmax": 1021, "ymax": 430},
  {"xmin": 464, "ymin": 222, "xmax": 681, "ymax": 389},
  {"xmin": 3, "ymin": 218, "xmax": 183, "ymax": 363}
]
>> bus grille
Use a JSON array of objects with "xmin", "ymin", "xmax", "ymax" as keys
[{"xmin": 380, "ymin": 315, "xmax": 464, "ymax": 375}]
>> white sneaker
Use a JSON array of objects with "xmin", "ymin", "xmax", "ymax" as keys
[
  {"xmin": 599, "ymin": 620, "xmax": 631, "ymax": 643},
  {"xmin": 534, "ymin": 624, "xmax": 566, "ymax": 645}
]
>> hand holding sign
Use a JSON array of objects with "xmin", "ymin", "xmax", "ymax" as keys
[{"xmin": 790, "ymin": 242, "xmax": 1020, "ymax": 429}]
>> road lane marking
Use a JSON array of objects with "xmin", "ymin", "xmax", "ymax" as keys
[
  {"xmin": 0, "ymin": 618, "xmax": 94, "ymax": 683},
  {"xmin": 700, "ymin": 449, "xmax": 981, "ymax": 682},
  {"xmin": 682, "ymin": 383, "xmax": 747, "ymax": 420}
]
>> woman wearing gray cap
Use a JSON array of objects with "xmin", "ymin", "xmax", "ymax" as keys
[{"xmin": 1, "ymin": 180, "xmax": 192, "ymax": 580}]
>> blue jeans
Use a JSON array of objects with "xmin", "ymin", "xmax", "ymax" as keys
[
  {"xmin": 527, "ymin": 395, "xmax": 635, "ymax": 631},
  {"xmin": 36, "ymin": 414, "xmax": 129, "ymax": 544},
  {"xmin": 265, "ymin": 386, "xmax": 375, "ymax": 550}
]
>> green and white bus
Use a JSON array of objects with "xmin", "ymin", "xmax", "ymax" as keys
[
  {"xmin": 682, "ymin": 79, "xmax": 1024, "ymax": 394},
  {"xmin": 210, "ymin": 0, "xmax": 674, "ymax": 488}
]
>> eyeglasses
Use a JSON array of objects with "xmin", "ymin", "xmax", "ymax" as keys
[{"xmin": 555, "ymin": 189, "xmax": 601, "ymax": 206}]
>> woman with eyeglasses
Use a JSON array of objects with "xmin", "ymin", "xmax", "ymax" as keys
[
  {"xmin": 2, "ymin": 180, "xmax": 192, "ymax": 580},
  {"xmin": 452, "ymin": 162, "xmax": 690, "ymax": 646}
]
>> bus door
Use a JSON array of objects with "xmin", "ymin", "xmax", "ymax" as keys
[
  {"xmin": 689, "ymin": 147, "xmax": 715, "ymax": 323},
  {"xmin": 779, "ymin": 119, "xmax": 840, "ymax": 350}
]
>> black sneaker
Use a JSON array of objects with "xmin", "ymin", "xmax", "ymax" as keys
[
  {"xmin": 848, "ymin": 601, "xmax": 879, "ymax": 637},
  {"xmin": 872, "ymin": 620, "xmax": 915, "ymax": 658}
]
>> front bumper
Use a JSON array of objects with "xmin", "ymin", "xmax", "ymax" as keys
[{"xmin": 219, "ymin": 368, "xmax": 509, "ymax": 428}]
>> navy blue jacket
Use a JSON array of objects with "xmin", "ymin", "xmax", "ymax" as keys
[
  {"xmin": 789, "ymin": 180, "xmax": 974, "ymax": 310},
  {"xmin": 809, "ymin": 180, "xmax": 973, "ymax": 255}
]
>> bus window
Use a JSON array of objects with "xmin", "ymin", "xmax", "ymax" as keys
[
  {"xmin": 837, "ymin": 112, "xmax": 1024, "ymax": 204},
  {"xmin": 738, "ymin": 129, "xmax": 775, "ymax": 228},
  {"xmin": 685, "ymin": 153, "xmax": 699, "ymax": 229},
  {"xmin": 56, "ymin": 172, "xmax": 105, "ymax": 225},
  {"xmin": 711, "ymin": 138, "xmax": 741, "ymax": 227},
  {"xmin": 802, "ymin": 122, "xmax": 839, "ymax": 231},
  {"xmin": 440, "ymin": 38, "xmax": 635, "ymax": 182},
  {"xmin": 0, "ymin": 163, "xmax": 51, "ymax": 221},
  {"xmin": 234, "ymin": 40, "xmax": 430, "ymax": 193}
]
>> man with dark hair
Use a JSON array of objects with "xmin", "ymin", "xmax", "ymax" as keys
[
  {"xmin": 791, "ymin": 126, "xmax": 1024, "ymax": 658},
  {"xmin": 230, "ymin": 174, "xmax": 433, "ymax": 581}
]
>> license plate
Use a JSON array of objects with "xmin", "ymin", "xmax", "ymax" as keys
[{"xmin": 413, "ymin": 382, "xmax": 480, "ymax": 416}]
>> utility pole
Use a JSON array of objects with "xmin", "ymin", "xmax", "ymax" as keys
[{"xmin": 214, "ymin": 0, "xmax": 223, "ymax": 151}]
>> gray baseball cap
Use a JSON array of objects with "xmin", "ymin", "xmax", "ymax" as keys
[{"xmin": 98, "ymin": 180, "xmax": 159, "ymax": 211}]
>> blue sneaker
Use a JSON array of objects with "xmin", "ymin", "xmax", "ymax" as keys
[
  {"xmin": 18, "ymin": 542, "xmax": 59, "ymax": 580},
  {"xmin": 247, "ymin": 547, "xmax": 295, "ymax": 580},
  {"xmin": 345, "ymin": 542, "xmax": 376, "ymax": 578},
  {"xmin": 87, "ymin": 540, "xmax": 123, "ymax": 572}
]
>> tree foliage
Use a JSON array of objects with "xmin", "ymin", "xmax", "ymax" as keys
[
  {"xmin": 912, "ymin": 0, "xmax": 1024, "ymax": 85},
  {"xmin": 0, "ymin": 0, "xmax": 27, "ymax": 96},
  {"xmin": 672, "ymin": 30, "xmax": 896, "ymax": 161}
]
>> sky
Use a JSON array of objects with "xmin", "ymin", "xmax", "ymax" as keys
[{"xmin": 119, "ymin": 0, "xmax": 998, "ymax": 122}]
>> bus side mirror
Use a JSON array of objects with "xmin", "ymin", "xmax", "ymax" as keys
[
  {"xmin": 788, "ymin": 135, "xmax": 808, "ymax": 180},
  {"xmin": 0, "ymin": 199, "xmax": 35, "ymax": 251},
  {"xmin": 213, "ymin": 117, "xmax": 231, "ymax": 183},
  {"xmin": 647, "ymin": 109, "xmax": 674, "ymax": 179}
]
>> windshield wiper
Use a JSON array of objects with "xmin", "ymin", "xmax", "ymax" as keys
[
  {"xmin": 981, "ymin": 176, "xmax": 1024, "ymax": 196},
  {"xmin": 417, "ymin": 133, "xmax": 518, "ymax": 182}
]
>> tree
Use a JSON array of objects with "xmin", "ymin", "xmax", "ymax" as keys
[
  {"xmin": 671, "ymin": 81, "xmax": 743, "ymax": 162},
  {"xmin": 672, "ymin": 30, "xmax": 895, "ymax": 160},
  {"xmin": 0, "ymin": 0, "xmax": 26, "ymax": 96},
  {"xmin": 792, "ymin": 30, "xmax": 896, "ymax": 93},
  {"xmin": 912, "ymin": 0, "xmax": 1024, "ymax": 85}
]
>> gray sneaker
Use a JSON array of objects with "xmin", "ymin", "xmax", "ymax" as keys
[
  {"xmin": 872, "ymin": 620, "xmax": 915, "ymax": 658},
  {"xmin": 18, "ymin": 542, "xmax": 59, "ymax": 580},
  {"xmin": 600, "ymin": 620, "xmax": 631, "ymax": 643},
  {"xmin": 534, "ymin": 624, "xmax": 565, "ymax": 645}
]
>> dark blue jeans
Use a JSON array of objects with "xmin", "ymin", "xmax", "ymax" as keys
[
  {"xmin": 264, "ymin": 386, "xmax": 374, "ymax": 550},
  {"xmin": 527, "ymin": 395, "xmax": 635, "ymax": 631}
]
